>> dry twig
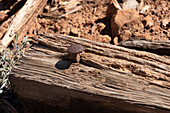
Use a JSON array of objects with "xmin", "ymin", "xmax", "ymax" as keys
[
  {"xmin": 111, "ymin": 0, "xmax": 122, "ymax": 10},
  {"xmin": 59, "ymin": 5, "xmax": 82, "ymax": 18},
  {"xmin": 0, "ymin": 0, "xmax": 47, "ymax": 50}
]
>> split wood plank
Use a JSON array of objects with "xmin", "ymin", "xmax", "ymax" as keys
[
  {"xmin": 118, "ymin": 40, "xmax": 170, "ymax": 55},
  {"xmin": 0, "ymin": 0, "xmax": 48, "ymax": 49}
]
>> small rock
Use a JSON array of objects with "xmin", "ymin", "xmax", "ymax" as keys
[
  {"xmin": 54, "ymin": 23, "xmax": 61, "ymax": 31},
  {"xmin": 142, "ymin": 15, "xmax": 154, "ymax": 28},
  {"xmin": 119, "ymin": 30, "xmax": 132, "ymax": 41},
  {"xmin": 113, "ymin": 37, "xmax": 119, "ymax": 45},
  {"xmin": 100, "ymin": 35, "xmax": 111, "ymax": 43},
  {"xmin": 44, "ymin": 5, "xmax": 50, "ymax": 13},
  {"xmin": 39, "ymin": 18, "xmax": 47, "ymax": 28},
  {"xmin": 97, "ymin": 23, "xmax": 105, "ymax": 32},
  {"xmin": 39, "ymin": 18, "xmax": 46, "ymax": 24},
  {"xmin": 78, "ymin": 32, "xmax": 81, "ymax": 37},
  {"xmin": 162, "ymin": 19, "xmax": 170, "ymax": 29},
  {"xmin": 133, "ymin": 33, "xmax": 151, "ymax": 40},
  {"xmin": 60, "ymin": 21, "xmax": 67, "ymax": 28},
  {"xmin": 71, "ymin": 27, "xmax": 78, "ymax": 35},
  {"xmin": 85, "ymin": 20, "xmax": 94, "ymax": 25},
  {"xmin": 123, "ymin": 0, "xmax": 138, "ymax": 10},
  {"xmin": 63, "ymin": 27, "xmax": 71, "ymax": 35},
  {"xmin": 151, "ymin": 26, "xmax": 160, "ymax": 31},
  {"xmin": 111, "ymin": 9, "xmax": 140, "ymax": 37},
  {"xmin": 139, "ymin": 5, "xmax": 151, "ymax": 15}
]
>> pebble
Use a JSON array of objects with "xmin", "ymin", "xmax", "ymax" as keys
[
  {"xmin": 162, "ymin": 19, "xmax": 169, "ymax": 29},
  {"xmin": 111, "ymin": 9, "xmax": 140, "ymax": 36},
  {"xmin": 71, "ymin": 27, "xmax": 78, "ymax": 35},
  {"xmin": 123, "ymin": 0, "xmax": 139, "ymax": 10},
  {"xmin": 113, "ymin": 37, "xmax": 119, "ymax": 45},
  {"xmin": 97, "ymin": 23, "xmax": 105, "ymax": 32}
]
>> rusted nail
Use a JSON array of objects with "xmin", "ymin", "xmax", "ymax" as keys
[{"xmin": 67, "ymin": 44, "xmax": 84, "ymax": 63}]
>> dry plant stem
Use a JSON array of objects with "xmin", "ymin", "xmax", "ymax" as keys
[
  {"xmin": 1, "ymin": 0, "xmax": 48, "ymax": 49},
  {"xmin": 61, "ymin": 0, "xmax": 81, "ymax": 11},
  {"xmin": 112, "ymin": 0, "xmax": 122, "ymax": 10},
  {"xmin": 59, "ymin": 5, "xmax": 82, "ymax": 18}
]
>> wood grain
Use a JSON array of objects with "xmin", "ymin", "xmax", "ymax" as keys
[
  {"xmin": 10, "ymin": 33, "xmax": 170, "ymax": 113},
  {"xmin": 118, "ymin": 40, "xmax": 170, "ymax": 55}
]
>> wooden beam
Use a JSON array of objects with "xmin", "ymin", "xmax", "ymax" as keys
[
  {"xmin": 118, "ymin": 40, "xmax": 170, "ymax": 55},
  {"xmin": 10, "ymin": 33, "xmax": 170, "ymax": 113}
]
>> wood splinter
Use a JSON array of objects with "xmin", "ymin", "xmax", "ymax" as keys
[{"xmin": 111, "ymin": 0, "xmax": 122, "ymax": 10}]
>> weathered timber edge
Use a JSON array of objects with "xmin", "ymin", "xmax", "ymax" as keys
[
  {"xmin": 118, "ymin": 40, "xmax": 170, "ymax": 55},
  {"xmin": 10, "ymin": 33, "xmax": 170, "ymax": 113}
]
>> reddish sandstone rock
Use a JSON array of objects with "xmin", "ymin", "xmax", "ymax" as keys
[
  {"xmin": 111, "ymin": 9, "xmax": 140, "ymax": 37},
  {"xmin": 119, "ymin": 30, "xmax": 132, "ymax": 41},
  {"xmin": 106, "ymin": 1, "xmax": 118, "ymax": 18},
  {"xmin": 111, "ymin": 9, "xmax": 145, "ymax": 42}
]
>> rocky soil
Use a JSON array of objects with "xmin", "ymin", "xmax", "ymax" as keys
[
  {"xmin": 35, "ymin": 0, "xmax": 170, "ymax": 44},
  {"xmin": 0, "ymin": 0, "xmax": 169, "ymax": 44}
]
